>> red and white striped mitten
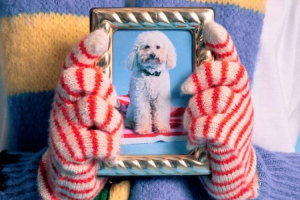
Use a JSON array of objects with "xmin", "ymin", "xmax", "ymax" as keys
[
  {"xmin": 182, "ymin": 22, "xmax": 258, "ymax": 200},
  {"xmin": 38, "ymin": 29, "xmax": 123, "ymax": 200}
]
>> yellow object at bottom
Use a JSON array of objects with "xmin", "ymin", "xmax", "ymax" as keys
[{"xmin": 109, "ymin": 181, "xmax": 131, "ymax": 200}]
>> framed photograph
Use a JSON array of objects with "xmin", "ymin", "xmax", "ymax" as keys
[{"xmin": 90, "ymin": 7, "xmax": 214, "ymax": 176}]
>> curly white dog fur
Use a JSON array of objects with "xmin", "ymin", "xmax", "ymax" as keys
[{"xmin": 125, "ymin": 31, "xmax": 177, "ymax": 135}]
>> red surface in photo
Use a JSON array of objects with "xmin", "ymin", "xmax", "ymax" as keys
[{"xmin": 118, "ymin": 95, "xmax": 188, "ymax": 145}]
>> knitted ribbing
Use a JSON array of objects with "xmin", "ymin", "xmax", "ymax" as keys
[
  {"xmin": 0, "ymin": 149, "xmax": 45, "ymax": 200},
  {"xmin": 255, "ymin": 146, "xmax": 300, "ymax": 200}
]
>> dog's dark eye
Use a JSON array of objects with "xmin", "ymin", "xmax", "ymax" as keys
[
  {"xmin": 156, "ymin": 46, "xmax": 160, "ymax": 49},
  {"xmin": 144, "ymin": 45, "xmax": 150, "ymax": 49}
]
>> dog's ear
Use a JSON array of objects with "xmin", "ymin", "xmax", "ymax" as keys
[
  {"xmin": 126, "ymin": 48, "xmax": 138, "ymax": 71},
  {"xmin": 166, "ymin": 39, "xmax": 177, "ymax": 69}
]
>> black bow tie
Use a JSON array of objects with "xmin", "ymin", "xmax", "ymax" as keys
[{"xmin": 142, "ymin": 69, "xmax": 161, "ymax": 77}]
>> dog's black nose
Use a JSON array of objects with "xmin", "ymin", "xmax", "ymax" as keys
[{"xmin": 149, "ymin": 53, "xmax": 156, "ymax": 59}]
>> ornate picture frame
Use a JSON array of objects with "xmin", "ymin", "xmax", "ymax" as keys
[{"xmin": 90, "ymin": 7, "xmax": 214, "ymax": 177}]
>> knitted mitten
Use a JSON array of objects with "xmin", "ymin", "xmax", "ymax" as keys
[
  {"xmin": 38, "ymin": 29, "xmax": 123, "ymax": 200},
  {"xmin": 181, "ymin": 22, "xmax": 258, "ymax": 200}
]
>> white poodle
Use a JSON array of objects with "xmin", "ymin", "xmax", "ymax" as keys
[{"xmin": 124, "ymin": 31, "xmax": 177, "ymax": 135}]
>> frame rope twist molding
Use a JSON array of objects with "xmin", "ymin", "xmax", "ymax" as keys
[
  {"xmin": 97, "ymin": 149, "xmax": 210, "ymax": 176},
  {"xmin": 90, "ymin": 8, "xmax": 214, "ymax": 177},
  {"xmin": 91, "ymin": 8, "xmax": 214, "ymax": 74}
]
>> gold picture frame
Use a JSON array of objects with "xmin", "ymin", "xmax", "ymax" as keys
[{"xmin": 90, "ymin": 7, "xmax": 214, "ymax": 177}]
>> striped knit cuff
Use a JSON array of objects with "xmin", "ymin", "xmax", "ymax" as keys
[{"xmin": 255, "ymin": 145, "xmax": 300, "ymax": 199}]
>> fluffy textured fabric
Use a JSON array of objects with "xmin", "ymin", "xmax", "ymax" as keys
[
  {"xmin": 125, "ymin": 31, "xmax": 177, "ymax": 134},
  {"xmin": 255, "ymin": 146, "xmax": 300, "ymax": 199},
  {"xmin": 0, "ymin": 0, "xmax": 125, "ymax": 152},
  {"xmin": 37, "ymin": 29, "xmax": 123, "ymax": 200}
]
